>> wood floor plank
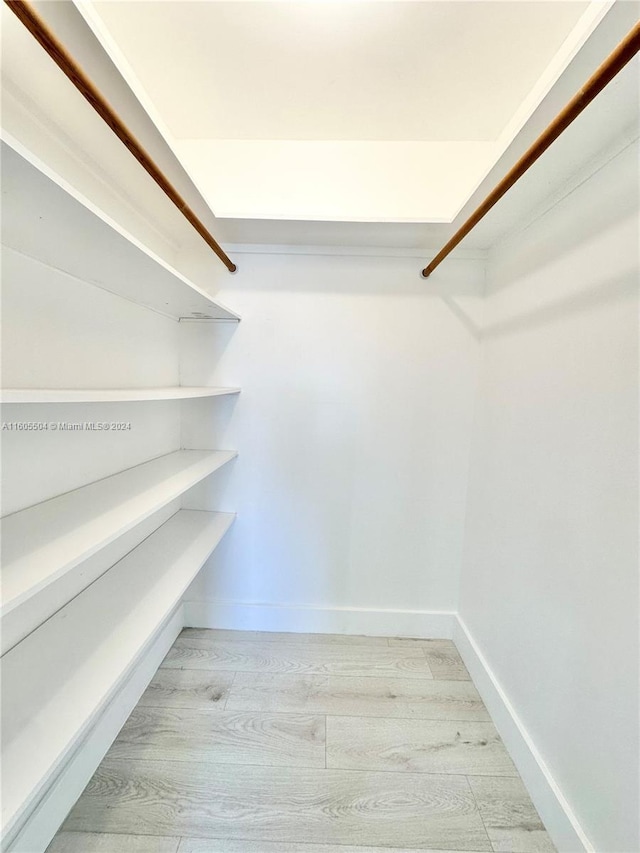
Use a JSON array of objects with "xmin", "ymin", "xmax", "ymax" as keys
[
  {"xmin": 467, "ymin": 776, "xmax": 556, "ymax": 852},
  {"xmin": 181, "ymin": 628, "xmax": 389, "ymax": 646},
  {"xmin": 46, "ymin": 832, "xmax": 179, "ymax": 853},
  {"xmin": 179, "ymin": 839, "xmax": 489, "ymax": 852},
  {"xmin": 327, "ymin": 717, "xmax": 517, "ymax": 776},
  {"xmin": 226, "ymin": 673, "xmax": 490, "ymax": 720},
  {"xmin": 389, "ymin": 639, "xmax": 470, "ymax": 681},
  {"xmin": 137, "ymin": 669, "xmax": 235, "ymax": 710},
  {"xmin": 109, "ymin": 707, "xmax": 325, "ymax": 768},
  {"xmin": 162, "ymin": 638, "xmax": 434, "ymax": 678},
  {"xmin": 63, "ymin": 759, "xmax": 492, "ymax": 851}
]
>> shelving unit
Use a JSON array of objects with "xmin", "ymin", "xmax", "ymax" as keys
[
  {"xmin": 1, "ymin": 109, "xmax": 242, "ymax": 851},
  {"xmin": 2, "ymin": 141, "xmax": 240, "ymax": 322},
  {"xmin": 1, "ymin": 449, "xmax": 237, "ymax": 654},
  {"xmin": 1, "ymin": 387, "xmax": 241, "ymax": 403},
  {"xmin": 1, "ymin": 508, "xmax": 235, "ymax": 847}
]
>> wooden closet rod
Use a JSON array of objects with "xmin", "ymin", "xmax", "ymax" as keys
[
  {"xmin": 421, "ymin": 21, "xmax": 640, "ymax": 278},
  {"xmin": 4, "ymin": 0, "xmax": 237, "ymax": 273}
]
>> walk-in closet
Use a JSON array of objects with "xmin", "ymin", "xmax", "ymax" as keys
[{"xmin": 1, "ymin": 2, "xmax": 638, "ymax": 852}]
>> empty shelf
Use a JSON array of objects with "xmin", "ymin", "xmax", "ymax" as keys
[
  {"xmin": 0, "ymin": 387, "xmax": 241, "ymax": 403},
  {"xmin": 1, "ymin": 449, "xmax": 237, "ymax": 654},
  {"xmin": 1, "ymin": 509, "xmax": 235, "ymax": 845},
  {"xmin": 2, "ymin": 143, "xmax": 240, "ymax": 322}
]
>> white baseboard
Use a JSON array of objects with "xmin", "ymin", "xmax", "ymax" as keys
[
  {"xmin": 184, "ymin": 599, "xmax": 456, "ymax": 639},
  {"xmin": 7, "ymin": 606, "xmax": 185, "ymax": 853},
  {"xmin": 453, "ymin": 615, "xmax": 593, "ymax": 853}
]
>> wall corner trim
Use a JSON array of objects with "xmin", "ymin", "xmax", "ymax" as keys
[{"xmin": 453, "ymin": 615, "xmax": 594, "ymax": 853}]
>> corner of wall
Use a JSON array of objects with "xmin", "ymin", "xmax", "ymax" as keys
[{"xmin": 453, "ymin": 615, "xmax": 593, "ymax": 852}]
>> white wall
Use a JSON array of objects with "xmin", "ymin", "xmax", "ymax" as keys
[
  {"xmin": 459, "ymin": 142, "xmax": 639, "ymax": 852},
  {"xmin": 1, "ymin": 246, "xmax": 181, "ymax": 514},
  {"xmin": 181, "ymin": 251, "xmax": 483, "ymax": 634}
]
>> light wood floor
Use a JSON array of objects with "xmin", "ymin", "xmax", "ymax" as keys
[{"xmin": 48, "ymin": 630, "xmax": 555, "ymax": 853}]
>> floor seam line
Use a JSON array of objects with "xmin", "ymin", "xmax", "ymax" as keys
[
  {"xmin": 160, "ymin": 667, "xmax": 457, "ymax": 681},
  {"xmin": 465, "ymin": 773, "xmax": 495, "ymax": 853},
  {"xmin": 222, "ymin": 671, "xmax": 238, "ymax": 710},
  {"xmin": 92, "ymin": 754, "xmax": 517, "ymax": 778},
  {"xmin": 324, "ymin": 714, "xmax": 328, "ymax": 769}
]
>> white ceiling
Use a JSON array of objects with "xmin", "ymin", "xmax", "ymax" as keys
[
  {"xmin": 1, "ymin": 0, "xmax": 635, "ymax": 269},
  {"xmin": 77, "ymin": 0, "xmax": 613, "ymax": 223},
  {"xmin": 91, "ymin": 0, "xmax": 589, "ymax": 142}
]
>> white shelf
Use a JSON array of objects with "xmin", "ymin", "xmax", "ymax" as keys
[
  {"xmin": 0, "ymin": 386, "xmax": 241, "ymax": 404},
  {"xmin": 0, "ymin": 449, "xmax": 237, "ymax": 654},
  {"xmin": 2, "ymin": 142, "xmax": 240, "ymax": 322},
  {"xmin": 1, "ymin": 509, "xmax": 235, "ymax": 845}
]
